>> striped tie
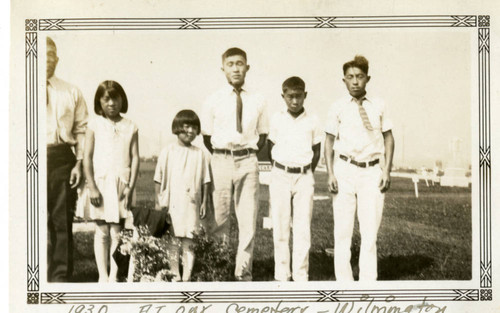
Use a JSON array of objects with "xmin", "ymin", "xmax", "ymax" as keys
[{"xmin": 355, "ymin": 97, "xmax": 373, "ymax": 131}]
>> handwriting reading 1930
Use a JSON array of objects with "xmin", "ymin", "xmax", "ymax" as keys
[{"xmin": 68, "ymin": 304, "xmax": 108, "ymax": 313}]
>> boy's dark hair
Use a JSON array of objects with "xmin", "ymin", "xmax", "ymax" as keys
[
  {"xmin": 172, "ymin": 109, "xmax": 201, "ymax": 135},
  {"xmin": 94, "ymin": 80, "xmax": 128, "ymax": 115},
  {"xmin": 282, "ymin": 76, "xmax": 306, "ymax": 93},
  {"xmin": 222, "ymin": 47, "xmax": 247, "ymax": 62},
  {"xmin": 343, "ymin": 55, "xmax": 369, "ymax": 75}
]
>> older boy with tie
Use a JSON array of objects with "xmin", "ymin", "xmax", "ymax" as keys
[
  {"xmin": 324, "ymin": 55, "xmax": 395, "ymax": 281},
  {"xmin": 201, "ymin": 47, "xmax": 268, "ymax": 281}
]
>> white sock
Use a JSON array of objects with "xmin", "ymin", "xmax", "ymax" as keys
[
  {"xmin": 94, "ymin": 224, "xmax": 110, "ymax": 283},
  {"xmin": 108, "ymin": 224, "xmax": 122, "ymax": 282}
]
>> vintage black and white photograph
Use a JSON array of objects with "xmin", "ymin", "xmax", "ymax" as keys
[
  {"xmin": 9, "ymin": 1, "xmax": 500, "ymax": 312},
  {"xmin": 42, "ymin": 28, "xmax": 473, "ymax": 283}
]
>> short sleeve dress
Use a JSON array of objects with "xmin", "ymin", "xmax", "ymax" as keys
[
  {"xmin": 154, "ymin": 142, "xmax": 211, "ymax": 238},
  {"xmin": 85, "ymin": 116, "xmax": 138, "ymax": 224}
]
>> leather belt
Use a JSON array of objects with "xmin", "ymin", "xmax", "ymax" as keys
[
  {"xmin": 273, "ymin": 161, "xmax": 311, "ymax": 174},
  {"xmin": 213, "ymin": 148, "xmax": 256, "ymax": 157},
  {"xmin": 339, "ymin": 154, "xmax": 379, "ymax": 168}
]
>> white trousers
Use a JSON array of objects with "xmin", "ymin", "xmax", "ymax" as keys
[
  {"xmin": 211, "ymin": 153, "xmax": 260, "ymax": 280},
  {"xmin": 270, "ymin": 167, "xmax": 314, "ymax": 281},
  {"xmin": 332, "ymin": 160, "xmax": 384, "ymax": 281}
]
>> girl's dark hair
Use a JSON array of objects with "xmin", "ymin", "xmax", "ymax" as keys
[
  {"xmin": 94, "ymin": 80, "xmax": 128, "ymax": 116},
  {"xmin": 172, "ymin": 109, "xmax": 201, "ymax": 135}
]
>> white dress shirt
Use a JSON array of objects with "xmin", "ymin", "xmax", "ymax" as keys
[
  {"xmin": 46, "ymin": 75, "xmax": 88, "ymax": 159},
  {"xmin": 201, "ymin": 84, "xmax": 269, "ymax": 150},
  {"xmin": 269, "ymin": 109, "xmax": 323, "ymax": 167},
  {"xmin": 325, "ymin": 95, "xmax": 393, "ymax": 161}
]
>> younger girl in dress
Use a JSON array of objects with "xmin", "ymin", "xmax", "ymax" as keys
[
  {"xmin": 154, "ymin": 109, "xmax": 210, "ymax": 282},
  {"xmin": 83, "ymin": 80, "xmax": 140, "ymax": 282}
]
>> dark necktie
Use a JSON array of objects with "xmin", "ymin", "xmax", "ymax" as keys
[
  {"xmin": 234, "ymin": 88, "xmax": 243, "ymax": 133},
  {"xmin": 355, "ymin": 97, "xmax": 373, "ymax": 131}
]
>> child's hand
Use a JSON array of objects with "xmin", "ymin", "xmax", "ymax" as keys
[
  {"xmin": 120, "ymin": 185, "xmax": 132, "ymax": 203},
  {"xmin": 327, "ymin": 174, "xmax": 338, "ymax": 194},
  {"xmin": 199, "ymin": 202, "xmax": 207, "ymax": 219},
  {"xmin": 89, "ymin": 187, "xmax": 102, "ymax": 207}
]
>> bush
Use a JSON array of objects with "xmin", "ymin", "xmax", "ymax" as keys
[
  {"xmin": 119, "ymin": 226, "xmax": 177, "ymax": 282},
  {"xmin": 191, "ymin": 227, "xmax": 236, "ymax": 281}
]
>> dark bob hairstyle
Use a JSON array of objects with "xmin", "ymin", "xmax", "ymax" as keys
[
  {"xmin": 172, "ymin": 109, "xmax": 201, "ymax": 135},
  {"xmin": 94, "ymin": 80, "xmax": 128, "ymax": 116}
]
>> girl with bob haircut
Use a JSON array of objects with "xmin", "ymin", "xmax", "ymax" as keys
[
  {"xmin": 154, "ymin": 109, "xmax": 210, "ymax": 282},
  {"xmin": 171, "ymin": 109, "xmax": 201, "ymax": 135},
  {"xmin": 93, "ymin": 80, "xmax": 128, "ymax": 115},
  {"xmin": 81, "ymin": 80, "xmax": 139, "ymax": 282}
]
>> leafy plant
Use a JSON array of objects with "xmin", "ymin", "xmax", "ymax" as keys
[
  {"xmin": 191, "ymin": 226, "xmax": 236, "ymax": 281},
  {"xmin": 119, "ymin": 226, "xmax": 177, "ymax": 282}
]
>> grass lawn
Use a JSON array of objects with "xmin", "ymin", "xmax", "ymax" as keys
[{"xmin": 72, "ymin": 161, "xmax": 471, "ymax": 282}]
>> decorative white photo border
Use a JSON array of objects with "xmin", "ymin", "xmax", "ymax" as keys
[{"xmin": 23, "ymin": 15, "xmax": 491, "ymax": 305}]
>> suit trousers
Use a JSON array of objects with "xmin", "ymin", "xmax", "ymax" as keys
[
  {"xmin": 47, "ymin": 144, "xmax": 77, "ymax": 282},
  {"xmin": 269, "ymin": 167, "xmax": 314, "ymax": 281},
  {"xmin": 332, "ymin": 159, "xmax": 384, "ymax": 281},
  {"xmin": 211, "ymin": 153, "xmax": 260, "ymax": 280}
]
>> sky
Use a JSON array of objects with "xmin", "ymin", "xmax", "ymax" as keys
[{"xmin": 48, "ymin": 28, "xmax": 473, "ymax": 168}]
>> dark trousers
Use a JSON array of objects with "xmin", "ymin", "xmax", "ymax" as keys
[{"xmin": 47, "ymin": 144, "xmax": 76, "ymax": 282}]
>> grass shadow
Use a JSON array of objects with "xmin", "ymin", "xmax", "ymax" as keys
[
  {"xmin": 309, "ymin": 251, "xmax": 335, "ymax": 280},
  {"xmin": 252, "ymin": 256, "xmax": 275, "ymax": 281},
  {"xmin": 378, "ymin": 254, "xmax": 434, "ymax": 280},
  {"xmin": 70, "ymin": 231, "xmax": 98, "ymax": 282}
]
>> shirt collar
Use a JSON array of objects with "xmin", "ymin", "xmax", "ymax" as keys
[
  {"xmin": 350, "ymin": 93, "xmax": 370, "ymax": 104},
  {"xmin": 225, "ymin": 83, "xmax": 247, "ymax": 94},
  {"xmin": 282, "ymin": 107, "xmax": 307, "ymax": 119},
  {"xmin": 47, "ymin": 75, "xmax": 58, "ymax": 87}
]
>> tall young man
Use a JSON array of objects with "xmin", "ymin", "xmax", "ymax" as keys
[
  {"xmin": 201, "ymin": 47, "xmax": 268, "ymax": 281},
  {"xmin": 324, "ymin": 55, "xmax": 395, "ymax": 281}
]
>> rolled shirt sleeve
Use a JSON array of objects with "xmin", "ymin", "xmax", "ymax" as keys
[
  {"xmin": 72, "ymin": 88, "xmax": 88, "ymax": 160},
  {"xmin": 324, "ymin": 103, "xmax": 339, "ymax": 137},
  {"xmin": 200, "ymin": 97, "xmax": 214, "ymax": 136},
  {"xmin": 257, "ymin": 98, "xmax": 269, "ymax": 135},
  {"xmin": 380, "ymin": 100, "xmax": 394, "ymax": 132},
  {"xmin": 312, "ymin": 115, "xmax": 324, "ymax": 145},
  {"xmin": 267, "ymin": 112, "xmax": 278, "ymax": 143}
]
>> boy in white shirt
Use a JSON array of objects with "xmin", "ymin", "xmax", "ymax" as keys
[
  {"xmin": 201, "ymin": 47, "xmax": 268, "ymax": 281},
  {"xmin": 324, "ymin": 55, "xmax": 395, "ymax": 281},
  {"xmin": 268, "ymin": 76, "xmax": 322, "ymax": 281}
]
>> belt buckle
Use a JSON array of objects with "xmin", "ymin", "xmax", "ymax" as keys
[{"xmin": 346, "ymin": 156, "xmax": 352, "ymax": 164}]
